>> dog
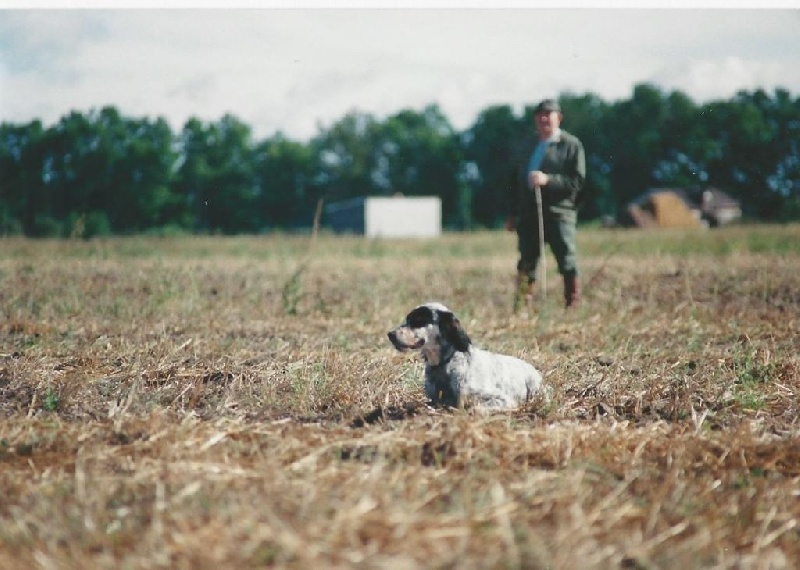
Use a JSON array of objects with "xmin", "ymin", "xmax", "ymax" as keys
[{"xmin": 387, "ymin": 302, "xmax": 547, "ymax": 410}]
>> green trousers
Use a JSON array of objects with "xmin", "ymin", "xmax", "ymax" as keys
[{"xmin": 516, "ymin": 209, "xmax": 578, "ymax": 282}]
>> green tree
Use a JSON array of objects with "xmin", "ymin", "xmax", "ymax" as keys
[
  {"xmin": 462, "ymin": 104, "xmax": 524, "ymax": 228},
  {"xmin": 5, "ymin": 108, "xmax": 180, "ymax": 236},
  {"xmin": 34, "ymin": 111, "xmax": 94, "ymax": 235},
  {"xmin": 375, "ymin": 105, "xmax": 467, "ymax": 228},
  {"xmin": 558, "ymin": 93, "xmax": 614, "ymax": 220},
  {"xmin": 734, "ymin": 88, "xmax": 800, "ymax": 220},
  {"xmin": 606, "ymin": 83, "xmax": 668, "ymax": 212},
  {"xmin": 94, "ymin": 108, "xmax": 179, "ymax": 233},
  {"xmin": 0, "ymin": 120, "xmax": 46, "ymax": 235},
  {"xmin": 253, "ymin": 133, "xmax": 315, "ymax": 228},
  {"xmin": 3, "ymin": 84, "xmax": 799, "ymax": 236},
  {"xmin": 702, "ymin": 90, "xmax": 778, "ymax": 218},
  {"xmin": 175, "ymin": 115, "xmax": 259, "ymax": 233},
  {"xmin": 310, "ymin": 111, "xmax": 380, "ymax": 204}
]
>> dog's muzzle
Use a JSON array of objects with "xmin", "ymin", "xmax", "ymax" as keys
[{"xmin": 387, "ymin": 330, "xmax": 423, "ymax": 351}]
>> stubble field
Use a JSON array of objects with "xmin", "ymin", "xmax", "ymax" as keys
[{"xmin": 1, "ymin": 225, "xmax": 798, "ymax": 569}]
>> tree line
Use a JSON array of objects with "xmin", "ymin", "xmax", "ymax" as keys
[{"xmin": 1, "ymin": 83, "xmax": 798, "ymax": 237}]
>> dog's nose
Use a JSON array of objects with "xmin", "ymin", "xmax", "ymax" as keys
[{"xmin": 388, "ymin": 331, "xmax": 404, "ymax": 348}]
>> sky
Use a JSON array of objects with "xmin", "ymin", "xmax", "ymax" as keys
[{"xmin": 1, "ymin": 4, "xmax": 799, "ymax": 141}]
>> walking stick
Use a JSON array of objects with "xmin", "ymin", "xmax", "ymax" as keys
[{"xmin": 534, "ymin": 184, "xmax": 546, "ymax": 303}]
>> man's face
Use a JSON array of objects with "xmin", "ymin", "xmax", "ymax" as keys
[{"xmin": 535, "ymin": 110, "xmax": 562, "ymax": 138}]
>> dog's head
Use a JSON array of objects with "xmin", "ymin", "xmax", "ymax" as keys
[{"xmin": 387, "ymin": 302, "xmax": 471, "ymax": 365}]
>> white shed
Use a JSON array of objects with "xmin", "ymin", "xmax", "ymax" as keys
[{"xmin": 324, "ymin": 196, "xmax": 442, "ymax": 238}]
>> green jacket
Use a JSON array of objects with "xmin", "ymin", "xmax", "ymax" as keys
[{"xmin": 511, "ymin": 129, "xmax": 586, "ymax": 222}]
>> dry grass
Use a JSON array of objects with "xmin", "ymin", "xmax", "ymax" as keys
[{"xmin": 1, "ymin": 226, "xmax": 798, "ymax": 569}]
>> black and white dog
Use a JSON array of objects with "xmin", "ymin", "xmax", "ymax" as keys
[{"xmin": 388, "ymin": 302, "xmax": 547, "ymax": 410}]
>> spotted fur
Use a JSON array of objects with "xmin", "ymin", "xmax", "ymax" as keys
[{"xmin": 388, "ymin": 302, "xmax": 547, "ymax": 410}]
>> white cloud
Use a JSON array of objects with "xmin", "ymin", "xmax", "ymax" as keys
[
  {"xmin": 1, "ymin": 9, "xmax": 798, "ymax": 140},
  {"xmin": 655, "ymin": 57, "xmax": 791, "ymax": 102}
]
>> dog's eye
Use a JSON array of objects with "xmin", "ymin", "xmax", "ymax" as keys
[
  {"xmin": 406, "ymin": 307, "xmax": 434, "ymax": 328},
  {"xmin": 408, "ymin": 316, "xmax": 428, "ymax": 328}
]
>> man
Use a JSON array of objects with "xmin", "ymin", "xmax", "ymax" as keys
[{"xmin": 506, "ymin": 99, "xmax": 586, "ymax": 309}]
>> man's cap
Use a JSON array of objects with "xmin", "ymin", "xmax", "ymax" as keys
[{"xmin": 534, "ymin": 99, "xmax": 561, "ymax": 114}]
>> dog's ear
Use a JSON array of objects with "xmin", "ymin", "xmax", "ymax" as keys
[{"xmin": 439, "ymin": 311, "xmax": 471, "ymax": 352}]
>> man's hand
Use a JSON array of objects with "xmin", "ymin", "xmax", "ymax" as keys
[
  {"xmin": 529, "ymin": 171, "xmax": 549, "ymax": 188},
  {"xmin": 504, "ymin": 216, "xmax": 516, "ymax": 232}
]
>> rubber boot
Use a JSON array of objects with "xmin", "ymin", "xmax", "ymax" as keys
[
  {"xmin": 564, "ymin": 274, "xmax": 581, "ymax": 309},
  {"xmin": 513, "ymin": 272, "xmax": 535, "ymax": 313}
]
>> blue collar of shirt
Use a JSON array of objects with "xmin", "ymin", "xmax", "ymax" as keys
[{"xmin": 540, "ymin": 128, "xmax": 562, "ymax": 143}]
